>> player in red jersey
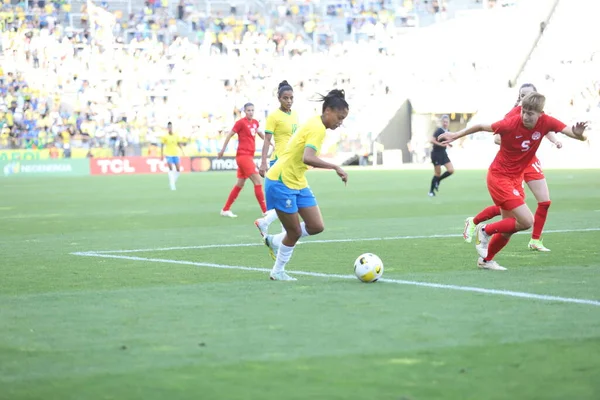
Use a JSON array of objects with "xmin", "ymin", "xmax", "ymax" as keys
[
  {"xmin": 439, "ymin": 92, "xmax": 588, "ymax": 270},
  {"xmin": 218, "ymin": 103, "xmax": 268, "ymax": 217},
  {"xmin": 463, "ymin": 83, "xmax": 563, "ymax": 251}
]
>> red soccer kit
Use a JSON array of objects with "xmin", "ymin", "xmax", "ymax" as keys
[
  {"xmin": 488, "ymin": 113, "xmax": 566, "ymax": 210},
  {"xmin": 232, "ymin": 117, "xmax": 259, "ymax": 178},
  {"xmin": 505, "ymin": 106, "xmax": 545, "ymax": 183}
]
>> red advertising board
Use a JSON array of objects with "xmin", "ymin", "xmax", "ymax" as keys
[{"xmin": 90, "ymin": 157, "xmax": 191, "ymax": 175}]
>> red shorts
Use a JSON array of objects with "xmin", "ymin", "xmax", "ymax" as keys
[
  {"xmin": 487, "ymin": 171, "xmax": 525, "ymax": 211},
  {"xmin": 522, "ymin": 156, "xmax": 545, "ymax": 182},
  {"xmin": 236, "ymin": 155, "xmax": 257, "ymax": 179}
]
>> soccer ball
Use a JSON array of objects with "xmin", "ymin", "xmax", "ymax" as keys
[{"xmin": 354, "ymin": 253, "xmax": 384, "ymax": 283}]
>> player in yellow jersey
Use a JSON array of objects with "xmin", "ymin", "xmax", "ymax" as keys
[
  {"xmin": 263, "ymin": 89, "xmax": 349, "ymax": 281},
  {"xmin": 255, "ymin": 80, "xmax": 299, "ymax": 236},
  {"xmin": 160, "ymin": 122, "xmax": 185, "ymax": 191}
]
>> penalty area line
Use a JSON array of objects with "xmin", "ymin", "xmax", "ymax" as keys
[{"xmin": 71, "ymin": 252, "xmax": 600, "ymax": 307}]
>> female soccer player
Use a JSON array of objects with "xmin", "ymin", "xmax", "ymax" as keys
[
  {"xmin": 255, "ymin": 80, "xmax": 299, "ymax": 236},
  {"xmin": 263, "ymin": 89, "xmax": 349, "ymax": 281},
  {"xmin": 439, "ymin": 92, "xmax": 587, "ymax": 271},
  {"xmin": 160, "ymin": 122, "xmax": 185, "ymax": 191},
  {"xmin": 429, "ymin": 114, "xmax": 454, "ymax": 196},
  {"xmin": 218, "ymin": 103, "xmax": 268, "ymax": 217},
  {"xmin": 463, "ymin": 83, "xmax": 563, "ymax": 252}
]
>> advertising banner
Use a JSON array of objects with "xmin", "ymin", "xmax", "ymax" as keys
[
  {"xmin": 89, "ymin": 157, "xmax": 191, "ymax": 175},
  {"xmin": 190, "ymin": 156, "xmax": 261, "ymax": 172},
  {"xmin": 1, "ymin": 159, "xmax": 91, "ymax": 177}
]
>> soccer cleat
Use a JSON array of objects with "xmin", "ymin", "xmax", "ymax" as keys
[
  {"xmin": 428, "ymin": 192, "xmax": 435, "ymax": 197},
  {"xmin": 463, "ymin": 217, "xmax": 476, "ymax": 243},
  {"xmin": 220, "ymin": 209, "xmax": 238, "ymax": 218},
  {"xmin": 477, "ymin": 257, "xmax": 507, "ymax": 271},
  {"xmin": 528, "ymin": 239, "xmax": 551, "ymax": 252},
  {"xmin": 475, "ymin": 224, "xmax": 490, "ymax": 258},
  {"xmin": 254, "ymin": 218, "xmax": 269, "ymax": 238},
  {"xmin": 269, "ymin": 271, "xmax": 297, "ymax": 281},
  {"xmin": 264, "ymin": 234, "xmax": 279, "ymax": 261}
]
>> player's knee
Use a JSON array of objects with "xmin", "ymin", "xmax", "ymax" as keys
[
  {"xmin": 287, "ymin": 226, "xmax": 303, "ymax": 240},
  {"xmin": 517, "ymin": 214, "xmax": 534, "ymax": 230},
  {"xmin": 307, "ymin": 222, "xmax": 324, "ymax": 235},
  {"xmin": 447, "ymin": 167, "xmax": 455, "ymax": 174}
]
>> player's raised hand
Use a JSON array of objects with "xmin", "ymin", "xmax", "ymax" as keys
[
  {"xmin": 335, "ymin": 166, "xmax": 348, "ymax": 185},
  {"xmin": 572, "ymin": 122, "xmax": 588, "ymax": 140}
]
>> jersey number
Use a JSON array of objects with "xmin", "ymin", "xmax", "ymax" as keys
[
  {"xmin": 531, "ymin": 161, "xmax": 542, "ymax": 173},
  {"xmin": 521, "ymin": 140, "xmax": 531, "ymax": 151}
]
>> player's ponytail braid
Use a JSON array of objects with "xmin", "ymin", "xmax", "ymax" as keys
[{"xmin": 315, "ymin": 89, "xmax": 349, "ymax": 113}]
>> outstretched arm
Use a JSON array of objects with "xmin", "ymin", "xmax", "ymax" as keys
[
  {"xmin": 560, "ymin": 122, "xmax": 588, "ymax": 141},
  {"xmin": 438, "ymin": 123, "xmax": 495, "ymax": 143}
]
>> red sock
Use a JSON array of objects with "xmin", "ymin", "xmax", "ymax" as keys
[
  {"xmin": 484, "ymin": 218, "xmax": 517, "ymax": 235},
  {"xmin": 254, "ymin": 184, "xmax": 267, "ymax": 213},
  {"xmin": 473, "ymin": 205, "xmax": 501, "ymax": 224},
  {"xmin": 532, "ymin": 201, "xmax": 551, "ymax": 240},
  {"xmin": 485, "ymin": 233, "xmax": 510, "ymax": 261},
  {"xmin": 223, "ymin": 185, "xmax": 242, "ymax": 211}
]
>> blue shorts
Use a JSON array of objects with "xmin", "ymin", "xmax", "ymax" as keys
[
  {"xmin": 165, "ymin": 156, "xmax": 180, "ymax": 165},
  {"xmin": 265, "ymin": 178, "xmax": 317, "ymax": 214},
  {"xmin": 269, "ymin": 159, "xmax": 277, "ymax": 168}
]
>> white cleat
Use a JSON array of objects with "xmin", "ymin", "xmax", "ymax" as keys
[
  {"xmin": 264, "ymin": 234, "xmax": 279, "ymax": 261},
  {"xmin": 477, "ymin": 257, "xmax": 507, "ymax": 271},
  {"xmin": 220, "ymin": 209, "xmax": 238, "ymax": 218},
  {"xmin": 528, "ymin": 239, "xmax": 551, "ymax": 252},
  {"xmin": 269, "ymin": 271, "xmax": 297, "ymax": 281},
  {"xmin": 254, "ymin": 218, "xmax": 269, "ymax": 238},
  {"xmin": 463, "ymin": 217, "xmax": 476, "ymax": 243},
  {"xmin": 475, "ymin": 223, "xmax": 490, "ymax": 259}
]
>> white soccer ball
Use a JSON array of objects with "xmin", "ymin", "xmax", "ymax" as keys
[{"xmin": 354, "ymin": 253, "xmax": 384, "ymax": 283}]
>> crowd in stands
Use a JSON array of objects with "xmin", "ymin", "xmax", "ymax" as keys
[{"xmin": 0, "ymin": 0, "xmax": 597, "ymax": 162}]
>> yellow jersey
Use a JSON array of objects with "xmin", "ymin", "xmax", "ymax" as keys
[
  {"xmin": 265, "ymin": 109, "xmax": 298, "ymax": 162},
  {"xmin": 266, "ymin": 115, "xmax": 326, "ymax": 189},
  {"xmin": 161, "ymin": 134, "xmax": 180, "ymax": 156}
]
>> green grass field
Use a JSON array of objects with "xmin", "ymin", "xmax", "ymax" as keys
[{"xmin": 1, "ymin": 169, "xmax": 600, "ymax": 400}]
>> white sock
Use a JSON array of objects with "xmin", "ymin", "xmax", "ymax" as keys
[
  {"xmin": 272, "ymin": 243, "xmax": 295, "ymax": 273},
  {"xmin": 174, "ymin": 171, "xmax": 180, "ymax": 182},
  {"xmin": 272, "ymin": 232, "xmax": 286, "ymax": 248},
  {"xmin": 168, "ymin": 171, "xmax": 175, "ymax": 185},
  {"xmin": 264, "ymin": 209, "xmax": 278, "ymax": 225},
  {"xmin": 300, "ymin": 222, "xmax": 309, "ymax": 238}
]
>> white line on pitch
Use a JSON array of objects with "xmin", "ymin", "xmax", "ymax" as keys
[
  {"xmin": 86, "ymin": 227, "xmax": 600, "ymax": 254},
  {"xmin": 71, "ymin": 252, "xmax": 600, "ymax": 307}
]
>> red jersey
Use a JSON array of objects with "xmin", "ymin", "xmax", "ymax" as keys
[
  {"xmin": 489, "ymin": 114, "xmax": 566, "ymax": 178},
  {"xmin": 232, "ymin": 118, "xmax": 259, "ymax": 156},
  {"xmin": 505, "ymin": 105, "xmax": 521, "ymax": 118}
]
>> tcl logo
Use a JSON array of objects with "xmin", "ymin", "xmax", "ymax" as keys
[
  {"xmin": 96, "ymin": 159, "xmax": 136, "ymax": 174},
  {"xmin": 146, "ymin": 158, "xmax": 185, "ymax": 173},
  {"xmin": 90, "ymin": 157, "xmax": 191, "ymax": 175}
]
